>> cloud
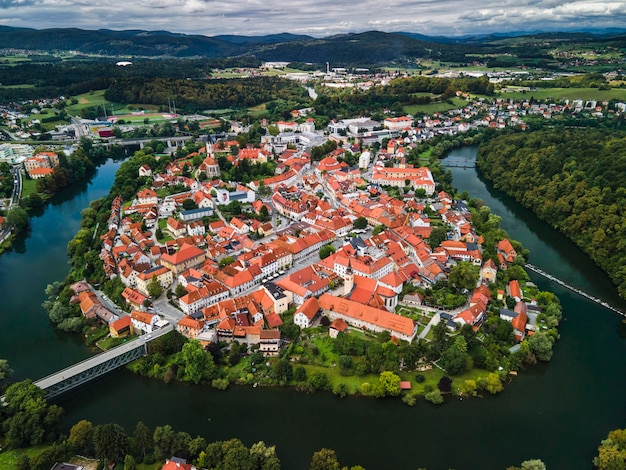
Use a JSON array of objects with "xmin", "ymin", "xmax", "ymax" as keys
[{"xmin": 0, "ymin": 0, "xmax": 623, "ymax": 36}]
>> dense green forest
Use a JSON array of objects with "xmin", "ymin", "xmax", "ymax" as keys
[
  {"xmin": 476, "ymin": 128, "xmax": 626, "ymax": 298},
  {"xmin": 0, "ymin": 57, "xmax": 261, "ymax": 101},
  {"xmin": 104, "ymin": 76, "xmax": 310, "ymax": 114}
]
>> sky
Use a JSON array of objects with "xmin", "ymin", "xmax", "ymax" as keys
[{"xmin": 1, "ymin": 0, "xmax": 625, "ymax": 37}]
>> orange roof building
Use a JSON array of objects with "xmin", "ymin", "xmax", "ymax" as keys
[{"xmin": 318, "ymin": 293, "xmax": 417, "ymax": 342}]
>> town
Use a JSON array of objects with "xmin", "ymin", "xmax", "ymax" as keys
[{"xmin": 2, "ymin": 86, "xmax": 566, "ymax": 403}]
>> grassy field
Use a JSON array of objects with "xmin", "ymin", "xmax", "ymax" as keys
[
  {"xmin": 404, "ymin": 96, "xmax": 468, "ymax": 115},
  {"xmin": 496, "ymin": 87, "xmax": 626, "ymax": 101},
  {"xmin": 65, "ymin": 90, "xmax": 111, "ymax": 113},
  {"xmin": 0, "ymin": 444, "xmax": 53, "ymax": 467},
  {"xmin": 21, "ymin": 176, "xmax": 38, "ymax": 199}
]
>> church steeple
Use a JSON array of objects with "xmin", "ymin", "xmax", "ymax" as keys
[{"xmin": 344, "ymin": 259, "xmax": 354, "ymax": 296}]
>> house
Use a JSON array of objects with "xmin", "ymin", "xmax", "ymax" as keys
[
  {"xmin": 121, "ymin": 287, "xmax": 148, "ymax": 310},
  {"xmin": 329, "ymin": 318, "xmax": 348, "ymax": 338},
  {"xmin": 137, "ymin": 189, "xmax": 158, "ymax": 206},
  {"xmin": 130, "ymin": 310, "xmax": 158, "ymax": 334},
  {"xmin": 497, "ymin": 238, "xmax": 517, "ymax": 269},
  {"xmin": 176, "ymin": 316, "xmax": 204, "ymax": 338},
  {"xmin": 480, "ymin": 259, "xmax": 498, "ymax": 284},
  {"xmin": 160, "ymin": 243, "xmax": 206, "ymax": 275},
  {"xmin": 508, "ymin": 279, "xmax": 522, "ymax": 302},
  {"xmin": 293, "ymin": 297, "xmax": 320, "ymax": 329},
  {"xmin": 139, "ymin": 164, "xmax": 152, "ymax": 177},
  {"xmin": 259, "ymin": 329, "xmax": 281, "ymax": 356},
  {"xmin": 135, "ymin": 265, "xmax": 173, "ymax": 297},
  {"xmin": 109, "ymin": 316, "xmax": 133, "ymax": 338},
  {"xmin": 261, "ymin": 282, "xmax": 292, "ymax": 314},
  {"xmin": 167, "ymin": 217, "xmax": 187, "ymax": 238},
  {"xmin": 162, "ymin": 457, "xmax": 196, "ymax": 470}
]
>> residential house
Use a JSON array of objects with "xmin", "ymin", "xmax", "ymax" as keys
[
  {"xmin": 130, "ymin": 310, "xmax": 158, "ymax": 334},
  {"xmin": 109, "ymin": 316, "xmax": 133, "ymax": 338},
  {"xmin": 293, "ymin": 297, "xmax": 321, "ymax": 329},
  {"xmin": 160, "ymin": 243, "xmax": 207, "ymax": 275}
]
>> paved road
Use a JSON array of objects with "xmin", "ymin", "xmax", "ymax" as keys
[{"xmin": 154, "ymin": 298, "xmax": 186, "ymax": 324}]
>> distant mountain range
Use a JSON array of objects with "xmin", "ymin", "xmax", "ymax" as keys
[{"xmin": 0, "ymin": 25, "xmax": 624, "ymax": 66}]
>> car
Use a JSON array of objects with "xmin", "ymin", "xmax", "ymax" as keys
[{"xmin": 146, "ymin": 334, "xmax": 152, "ymax": 340}]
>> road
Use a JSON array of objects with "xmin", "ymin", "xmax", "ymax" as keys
[{"xmin": 153, "ymin": 298, "xmax": 186, "ymax": 324}]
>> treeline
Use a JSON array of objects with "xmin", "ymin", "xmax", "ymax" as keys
[
  {"xmin": 314, "ymin": 75, "xmax": 493, "ymax": 118},
  {"xmin": 0, "ymin": 57, "xmax": 262, "ymax": 101},
  {"xmin": 104, "ymin": 76, "xmax": 310, "ymax": 114},
  {"xmin": 476, "ymin": 128, "xmax": 626, "ymax": 298},
  {"xmin": 0, "ymin": 374, "xmax": 368, "ymax": 470}
]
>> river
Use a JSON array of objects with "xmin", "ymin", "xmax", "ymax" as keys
[{"xmin": 1, "ymin": 148, "xmax": 626, "ymax": 469}]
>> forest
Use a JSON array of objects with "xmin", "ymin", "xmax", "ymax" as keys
[
  {"xmin": 476, "ymin": 128, "xmax": 626, "ymax": 298},
  {"xmin": 104, "ymin": 76, "xmax": 310, "ymax": 114}
]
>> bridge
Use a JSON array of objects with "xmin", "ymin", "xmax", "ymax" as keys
[
  {"xmin": 100, "ymin": 135, "xmax": 193, "ymax": 150},
  {"xmin": 525, "ymin": 264, "xmax": 626, "ymax": 318},
  {"xmin": 444, "ymin": 159, "xmax": 476, "ymax": 169},
  {"xmin": 9, "ymin": 324, "xmax": 173, "ymax": 401}
]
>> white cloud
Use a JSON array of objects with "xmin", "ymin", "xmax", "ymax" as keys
[{"xmin": 0, "ymin": 0, "xmax": 624, "ymax": 36}]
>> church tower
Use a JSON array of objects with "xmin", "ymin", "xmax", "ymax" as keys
[{"xmin": 344, "ymin": 259, "xmax": 354, "ymax": 296}]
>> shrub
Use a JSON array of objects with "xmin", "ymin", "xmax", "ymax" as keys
[
  {"xmin": 425, "ymin": 389, "xmax": 444, "ymax": 405},
  {"xmin": 212, "ymin": 378, "xmax": 229, "ymax": 390}
]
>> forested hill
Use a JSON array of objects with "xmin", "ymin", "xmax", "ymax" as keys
[{"xmin": 476, "ymin": 129, "xmax": 626, "ymax": 298}]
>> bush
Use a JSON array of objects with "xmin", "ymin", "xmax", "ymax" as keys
[
  {"xmin": 212, "ymin": 378, "xmax": 229, "ymax": 390},
  {"xmin": 333, "ymin": 383, "xmax": 349, "ymax": 398},
  {"xmin": 415, "ymin": 374, "xmax": 425, "ymax": 383},
  {"xmin": 425, "ymin": 389, "xmax": 444, "ymax": 405},
  {"xmin": 402, "ymin": 393, "xmax": 417, "ymax": 406}
]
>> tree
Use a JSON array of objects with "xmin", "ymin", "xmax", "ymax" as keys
[
  {"xmin": 182, "ymin": 199, "xmax": 198, "ymax": 211},
  {"xmin": 93, "ymin": 423, "xmax": 129, "ymax": 466},
  {"xmin": 69, "ymin": 419, "xmax": 94, "ymax": 455},
  {"xmin": 437, "ymin": 376, "xmax": 452, "ymax": 393},
  {"xmin": 527, "ymin": 332, "xmax": 554, "ymax": 361},
  {"xmin": 124, "ymin": 454, "xmax": 137, "ymax": 470},
  {"xmin": 428, "ymin": 226, "xmax": 448, "ymax": 248},
  {"xmin": 6, "ymin": 207, "xmax": 29, "ymax": 231},
  {"xmin": 593, "ymin": 428, "xmax": 626, "ymax": 470},
  {"xmin": 372, "ymin": 224, "xmax": 386, "ymax": 235},
  {"xmin": 448, "ymin": 262, "xmax": 480, "ymax": 291},
  {"xmin": 310, "ymin": 448, "xmax": 341, "ymax": 470},
  {"xmin": 378, "ymin": 371, "xmax": 401, "ymax": 397},
  {"xmin": 308, "ymin": 371, "xmax": 331, "ymax": 391},
  {"xmin": 133, "ymin": 421, "xmax": 152, "ymax": 460},
  {"xmin": 175, "ymin": 283, "xmax": 188, "ymax": 298},
  {"xmin": 181, "ymin": 340, "xmax": 216, "ymax": 384},
  {"xmin": 319, "ymin": 244, "xmax": 336, "ymax": 260},
  {"xmin": 353, "ymin": 216, "xmax": 368, "ymax": 230},
  {"xmin": 0, "ymin": 358, "xmax": 13, "ymax": 386},
  {"xmin": 2, "ymin": 380, "xmax": 63, "ymax": 448},
  {"xmin": 271, "ymin": 358, "xmax": 293, "ymax": 384},
  {"xmin": 147, "ymin": 277, "xmax": 163, "ymax": 299},
  {"xmin": 424, "ymin": 389, "xmax": 444, "ymax": 404},
  {"xmin": 521, "ymin": 460, "xmax": 547, "ymax": 470},
  {"xmin": 478, "ymin": 373, "xmax": 503, "ymax": 394},
  {"xmin": 439, "ymin": 336, "xmax": 468, "ymax": 375},
  {"xmin": 294, "ymin": 366, "xmax": 307, "ymax": 382},
  {"xmin": 250, "ymin": 441, "xmax": 281, "ymax": 470}
]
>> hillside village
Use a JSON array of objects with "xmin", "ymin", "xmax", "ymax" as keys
[{"xmin": 64, "ymin": 105, "xmax": 554, "ymax": 380}]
